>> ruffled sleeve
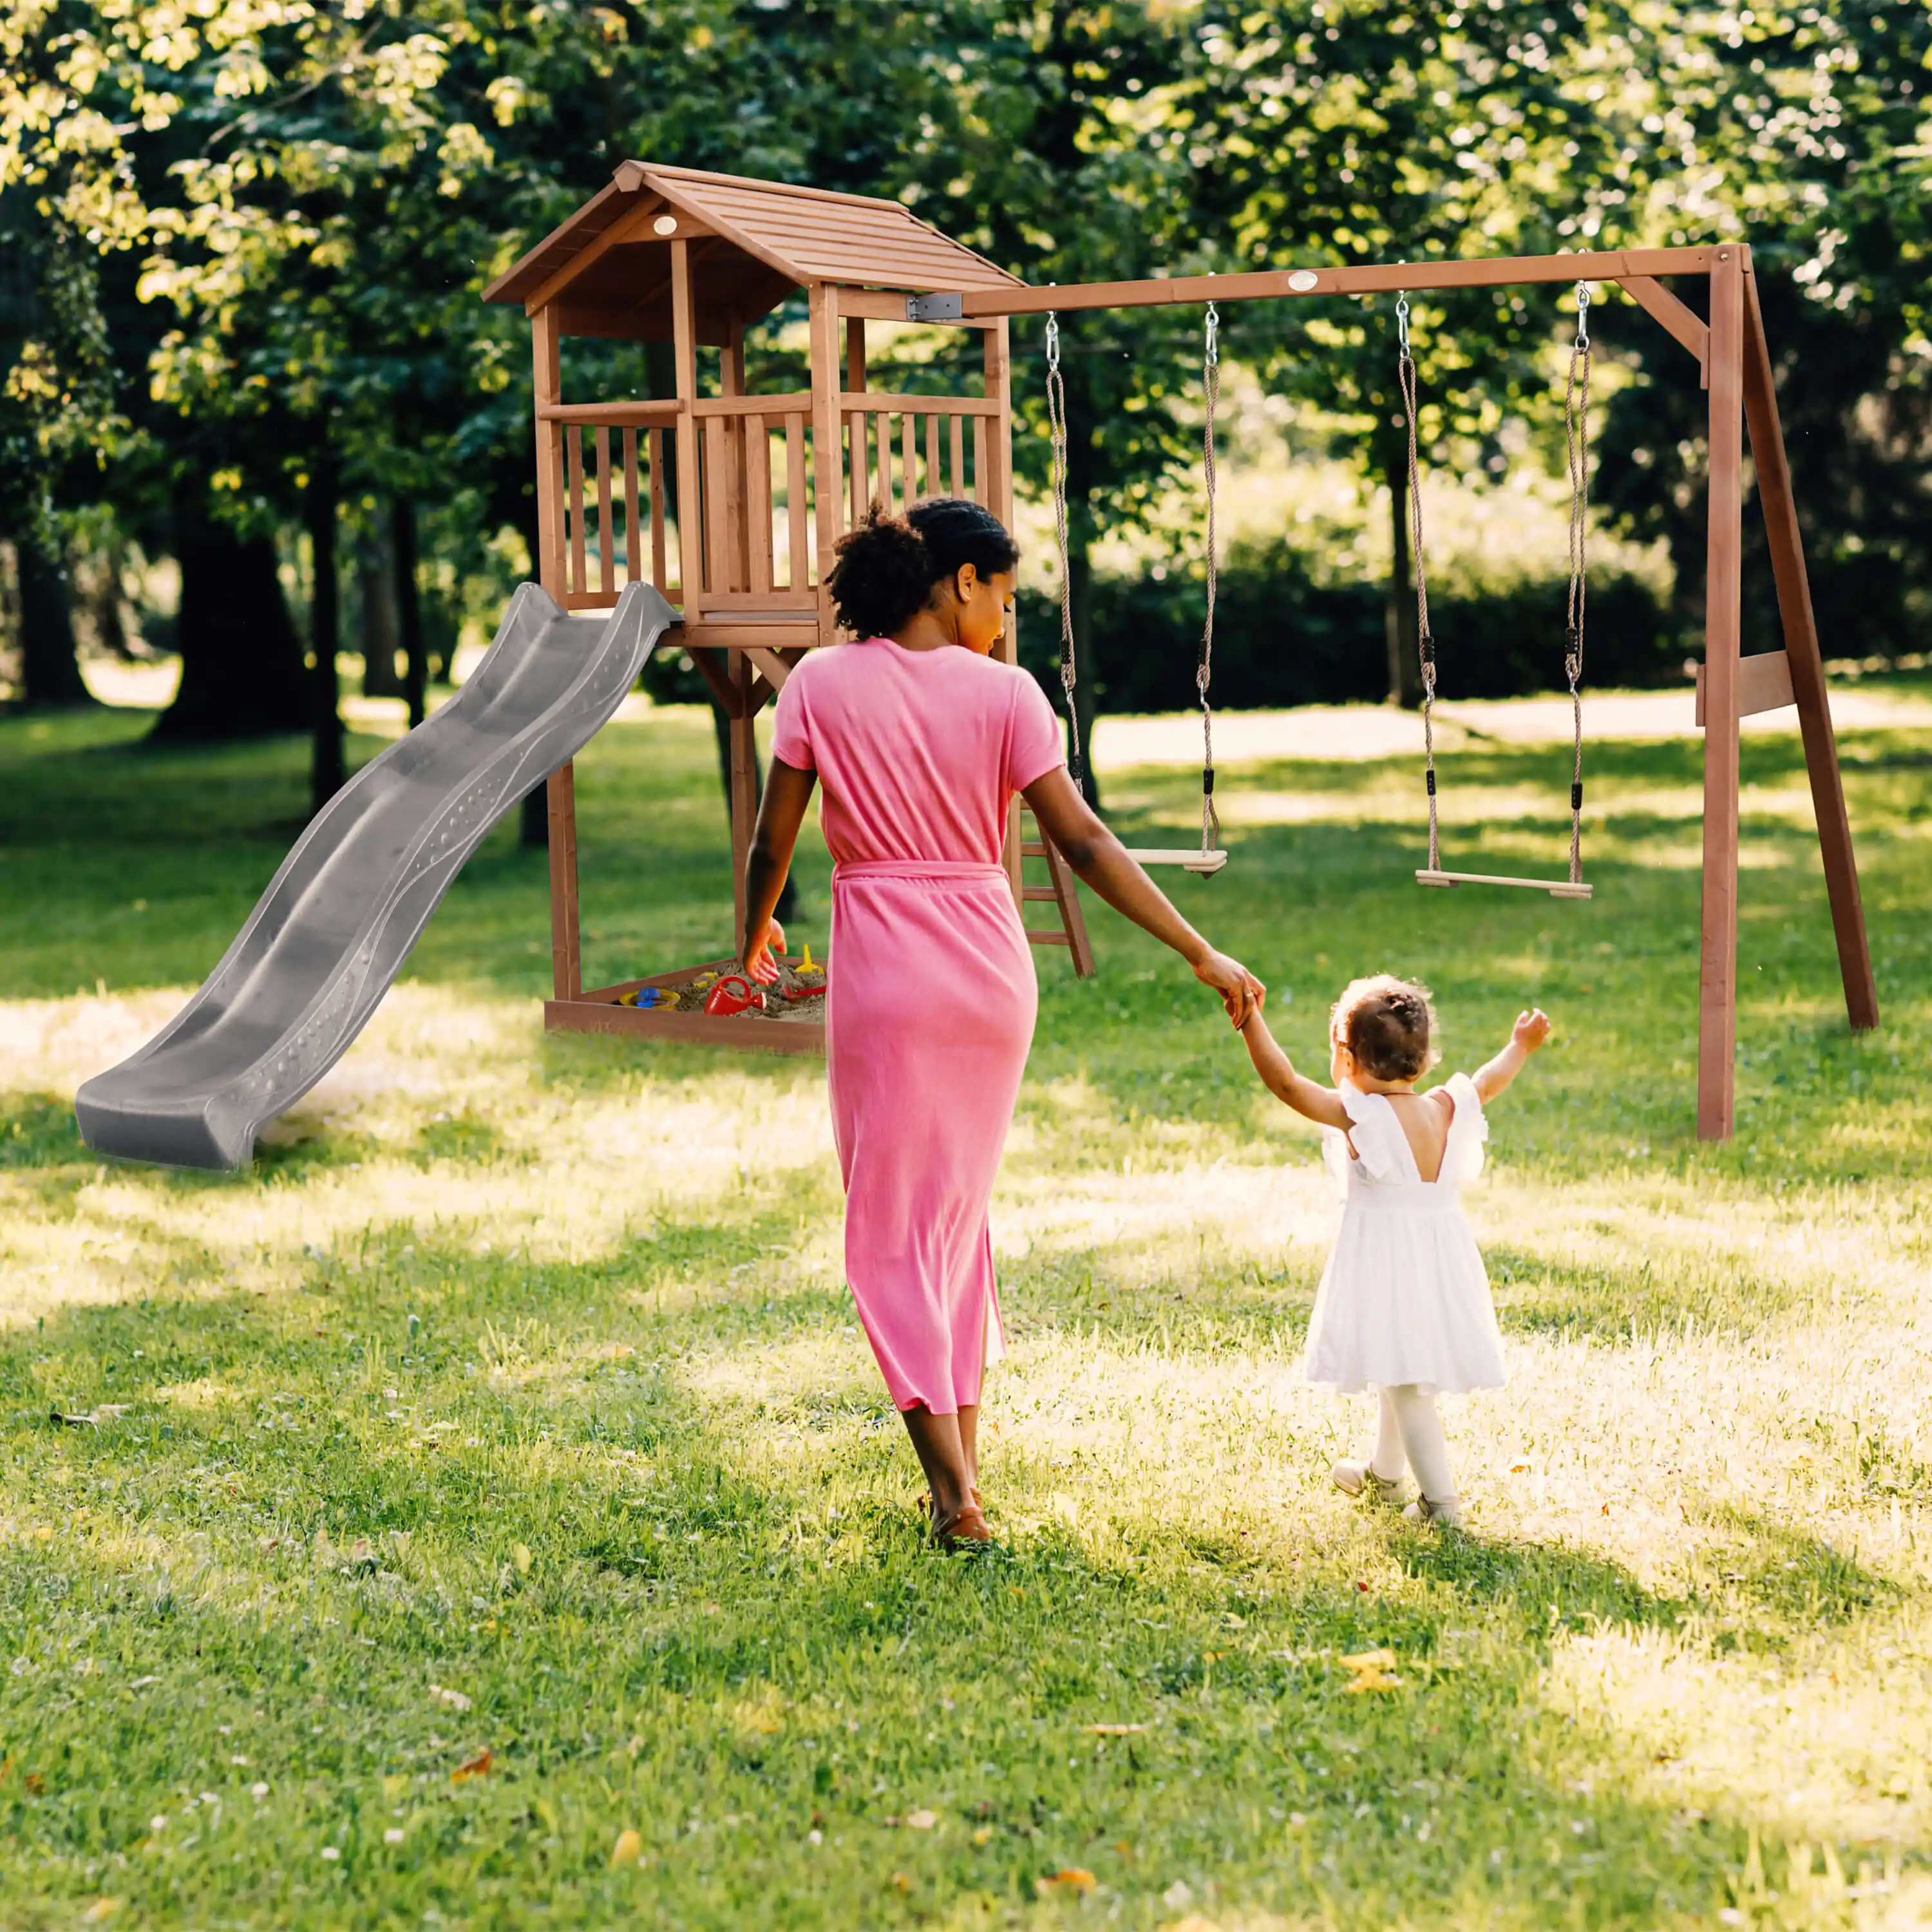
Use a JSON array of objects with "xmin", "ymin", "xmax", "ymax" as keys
[
  {"xmin": 1327, "ymin": 1081, "xmax": 1417, "ymax": 1183},
  {"xmin": 1441, "ymin": 1072, "xmax": 1490, "ymax": 1184}
]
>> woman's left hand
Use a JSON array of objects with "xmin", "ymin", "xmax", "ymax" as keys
[
  {"xmin": 743, "ymin": 916, "xmax": 786, "ymax": 985},
  {"xmin": 1193, "ymin": 949, "xmax": 1265, "ymax": 1028}
]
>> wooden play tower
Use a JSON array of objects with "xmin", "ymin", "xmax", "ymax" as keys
[
  {"xmin": 482, "ymin": 162, "xmax": 1094, "ymax": 1060},
  {"xmin": 488, "ymin": 163, "xmax": 1876, "ymax": 1141}
]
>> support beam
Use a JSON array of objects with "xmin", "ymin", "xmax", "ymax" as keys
[
  {"xmin": 1698, "ymin": 247, "xmax": 1747, "ymax": 1141},
  {"xmin": 669, "ymin": 239, "xmax": 704, "ymax": 604},
  {"xmin": 808, "ymin": 283, "xmax": 842, "ymax": 632},
  {"xmin": 1741, "ymin": 270, "xmax": 1878, "ymax": 1032},
  {"xmin": 547, "ymin": 760, "xmax": 582, "ymax": 1003},
  {"xmin": 729, "ymin": 653, "xmax": 758, "ymax": 947},
  {"xmin": 1622, "ymin": 275, "xmax": 1710, "ymax": 384}
]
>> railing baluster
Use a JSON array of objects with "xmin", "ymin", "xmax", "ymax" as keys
[
  {"xmin": 595, "ymin": 427, "xmax": 614, "ymax": 597},
  {"xmin": 649, "ymin": 428, "xmax": 668, "ymax": 593},
  {"xmin": 949, "ymin": 415, "xmax": 965, "ymax": 497},
  {"xmin": 566, "ymin": 427, "xmax": 587, "ymax": 594},
  {"xmin": 748, "ymin": 414, "xmax": 773, "ymax": 594},
  {"xmin": 786, "ymin": 413, "xmax": 808, "ymax": 591},
  {"xmin": 623, "ymin": 429, "xmax": 641, "ymax": 583}
]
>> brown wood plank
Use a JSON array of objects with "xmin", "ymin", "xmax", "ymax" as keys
[
  {"xmin": 784, "ymin": 413, "xmax": 808, "ymax": 591},
  {"xmin": 1623, "ymin": 276, "xmax": 1710, "ymax": 383},
  {"xmin": 747, "ymin": 413, "xmax": 774, "ymax": 593},
  {"xmin": 741, "ymin": 644, "xmax": 793, "ymax": 689},
  {"xmin": 925, "ymin": 414, "xmax": 941, "ymax": 497},
  {"xmin": 704, "ymin": 414, "xmax": 732, "ymax": 594},
  {"xmin": 531, "ymin": 304, "xmax": 567, "ymax": 598},
  {"xmin": 833, "ymin": 392, "xmax": 1002, "ymax": 417},
  {"xmin": 1037, "ymin": 820, "xmax": 1095, "ymax": 978},
  {"xmin": 874, "ymin": 412, "xmax": 892, "ymax": 514},
  {"xmin": 987, "ymin": 317, "xmax": 1014, "ymax": 524},
  {"xmin": 954, "ymin": 247, "xmax": 1723, "ymax": 318},
  {"xmin": 521, "ymin": 194, "xmax": 667, "ymax": 316},
  {"xmin": 730, "ymin": 654, "xmax": 757, "ymax": 945},
  {"xmin": 687, "ymin": 390, "xmax": 815, "ymax": 417},
  {"xmin": 846, "ymin": 316, "xmax": 866, "ymax": 392},
  {"xmin": 681, "ymin": 620, "xmax": 822, "ymax": 651},
  {"xmin": 949, "ymin": 415, "xmax": 965, "ymax": 497},
  {"xmin": 1693, "ymin": 649, "xmax": 1794, "ymax": 724},
  {"xmin": 670, "ymin": 239, "xmax": 705, "ymax": 599},
  {"xmin": 836, "ymin": 287, "xmax": 998, "ymax": 325},
  {"xmin": 547, "ymin": 761, "xmax": 580, "ymax": 1001},
  {"xmin": 808, "ymin": 284, "xmax": 842, "ymax": 637},
  {"xmin": 565, "ymin": 426, "xmax": 587, "ymax": 596},
  {"xmin": 1698, "ymin": 249, "xmax": 1747, "ymax": 1141},
  {"xmin": 536, "ymin": 399, "xmax": 682, "ymax": 424},
  {"xmin": 902, "ymin": 412, "xmax": 918, "ymax": 506},
  {"xmin": 545, "ymin": 995, "xmax": 825, "ymax": 1058},
  {"xmin": 688, "ymin": 590, "xmax": 821, "ymax": 612},
  {"xmin": 649, "ymin": 428, "xmax": 668, "ymax": 590},
  {"xmin": 688, "ymin": 644, "xmax": 741, "ymax": 715},
  {"xmin": 1741, "ymin": 267, "xmax": 1878, "ymax": 1032},
  {"xmin": 971, "ymin": 416, "xmax": 988, "ymax": 507},
  {"xmin": 621, "ymin": 429, "xmax": 642, "ymax": 583},
  {"xmin": 594, "ymin": 427, "xmax": 614, "ymax": 597}
]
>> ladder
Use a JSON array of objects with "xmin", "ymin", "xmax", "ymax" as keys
[{"xmin": 1015, "ymin": 804, "xmax": 1095, "ymax": 977}]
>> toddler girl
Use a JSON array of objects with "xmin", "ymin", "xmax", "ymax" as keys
[{"xmin": 1238, "ymin": 976, "xmax": 1549, "ymax": 1527}]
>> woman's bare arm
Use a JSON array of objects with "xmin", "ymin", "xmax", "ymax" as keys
[
  {"xmin": 1238, "ymin": 1011, "xmax": 1352, "ymax": 1129},
  {"xmin": 740, "ymin": 756, "xmax": 818, "ymax": 981},
  {"xmin": 1021, "ymin": 766, "xmax": 1264, "ymax": 1026}
]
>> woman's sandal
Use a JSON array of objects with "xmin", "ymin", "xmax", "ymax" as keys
[{"xmin": 931, "ymin": 1499, "xmax": 992, "ymax": 1548}]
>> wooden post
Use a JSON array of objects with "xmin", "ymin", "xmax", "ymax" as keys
[
  {"xmin": 984, "ymin": 317, "xmax": 1025, "ymax": 902},
  {"xmin": 730, "ymin": 652, "xmax": 758, "ymax": 946},
  {"xmin": 1740, "ymin": 270, "xmax": 1879, "ymax": 1032},
  {"xmin": 1698, "ymin": 248, "xmax": 1747, "ymax": 1141},
  {"xmin": 808, "ymin": 283, "xmax": 842, "ymax": 635},
  {"xmin": 532, "ymin": 303, "xmax": 581, "ymax": 1001},
  {"xmin": 670, "ymin": 240, "xmax": 703, "ymax": 603}
]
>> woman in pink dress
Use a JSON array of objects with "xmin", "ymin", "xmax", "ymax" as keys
[{"xmin": 742, "ymin": 500, "xmax": 1262, "ymax": 1545}]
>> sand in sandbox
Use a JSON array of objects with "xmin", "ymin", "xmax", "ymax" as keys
[{"xmin": 672, "ymin": 958, "xmax": 827, "ymax": 1024}]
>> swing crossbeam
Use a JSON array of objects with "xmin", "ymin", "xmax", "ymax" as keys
[{"xmin": 1416, "ymin": 869, "xmax": 1592, "ymax": 900}]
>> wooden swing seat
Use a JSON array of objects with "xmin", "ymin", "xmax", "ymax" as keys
[
  {"xmin": 1416, "ymin": 868, "xmax": 1592, "ymax": 900},
  {"xmin": 1125, "ymin": 847, "xmax": 1229, "ymax": 876}
]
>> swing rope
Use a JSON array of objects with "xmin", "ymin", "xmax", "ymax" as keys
[
  {"xmin": 1044, "ymin": 312, "xmax": 1083, "ymax": 792},
  {"xmin": 1198, "ymin": 301, "xmax": 1220, "ymax": 856},
  {"xmin": 1396, "ymin": 292, "xmax": 1440, "ymax": 875},
  {"xmin": 1563, "ymin": 280, "xmax": 1591, "ymax": 888}
]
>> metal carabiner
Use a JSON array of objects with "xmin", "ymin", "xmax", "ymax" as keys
[
  {"xmin": 1203, "ymin": 300, "xmax": 1220, "ymax": 369},
  {"xmin": 1574, "ymin": 279, "xmax": 1591, "ymax": 352},
  {"xmin": 1045, "ymin": 311, "xmax": 1061, "ymax": 370},
  {"xmin": 1396, "ymin": 290, "xmax": 1411, "ymax": 356}
]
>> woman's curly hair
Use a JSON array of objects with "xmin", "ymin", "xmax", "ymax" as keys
[
  {"xmin": 825, "ymin": 497, "xmax": 1019, "ymax": 638},
  {"xmin": 1330, "ymin": 974, "xmax": 1439, "ymax": 1082}
]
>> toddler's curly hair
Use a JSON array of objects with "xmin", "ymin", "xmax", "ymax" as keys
[{"xmin": 1330, "ymin": 974, "xmax": 1439, "ymax": 1083}]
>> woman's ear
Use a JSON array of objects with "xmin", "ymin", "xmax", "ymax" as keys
[{"xmin": 953, "ymin": 562, "xmax": 980, "ymax": 603}]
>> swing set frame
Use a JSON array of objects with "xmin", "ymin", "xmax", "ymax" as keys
[
  {"xmin": 489, "ymin": 163, "xmax": 1873, "ymax": 1143},
  {"xmin": 948, "ymin": 240, "xmax": 1877, "ymax": 1142}
]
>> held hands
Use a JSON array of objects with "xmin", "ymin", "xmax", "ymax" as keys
[
  {"xmin": 1513, "ymin": 1007, "xmax": 1552, "ymax": 1053},
  {"xmin": 1194, "ymin": 949, "xmax": 1266, "ymax": 1029},
  {"xmin": 742, "ymin": 916, "xmax": 786, "ymax": 986}
]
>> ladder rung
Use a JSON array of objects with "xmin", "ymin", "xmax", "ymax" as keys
[
  {"xmin": 1020, "ymin": 842, "xmax": 1047, "ymax": 858},
  {"xmin": 1026, "ymin": 929, "xmax": 1072, "ymax": 946},
  {"xmin": 1416, "ymin": 869, "xmax": 1593, "ymax": 900},
  {"xmin": 1021, "ymin": 886, "xmax": 1059, "ymax": 901}
]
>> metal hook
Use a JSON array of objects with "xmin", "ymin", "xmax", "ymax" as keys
[
  {"xmin": 1203, "ymin": 300, "xmax": 1220, "ymax": 367},
  {"xmin": 1574, "ymin": 280, "xmax": 1591, "ymax": 351},
  {"xmin": 1396, "ymin": 290, "xmax": 1411, "ymax": 355},
  {"xmin": 1045, "ymin": 311, "xmax": 1060, "ymax": 368}
]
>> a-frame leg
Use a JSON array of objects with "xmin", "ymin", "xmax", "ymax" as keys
[
  {"xmin": 546, "ymin": 762, "xmax": 582, "ymax": 1001},
  {"xmin": 1739, "ymin": 272, "xmax": 1879, "ymax": 1033},
  {"xmin": 1698, "ymin": 249, "xmax": 1747, "ymax": 1142}
]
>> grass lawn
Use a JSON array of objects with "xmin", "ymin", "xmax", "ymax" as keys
[{"xmin": 1, "ymin": 690, "xmax": 1929, "ymax": 1931}]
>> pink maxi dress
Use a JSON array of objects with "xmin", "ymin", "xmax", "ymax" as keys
[{"xmin": 770, "ymin": 636, "xmax": 1065, "ymax": 1414}]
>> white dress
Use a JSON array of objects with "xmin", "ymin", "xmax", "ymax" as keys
[{"xmin": 1302, "ymin": 1074, "xmax": 1507, "ymax": 1396}]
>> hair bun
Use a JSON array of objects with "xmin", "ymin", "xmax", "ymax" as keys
[{"xmin": 825, "ymin": 498, "xmax": 1019, "ymax": 639}]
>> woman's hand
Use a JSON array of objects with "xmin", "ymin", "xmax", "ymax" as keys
[
  {"xmin": 1193, "ymin": 949, "xmax": 1265, "ymax": 1028},
  {"xmin": 743, "ymin": 916, "xmax": 786, "ymax": 985}
]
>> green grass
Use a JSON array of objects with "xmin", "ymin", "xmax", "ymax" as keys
[{"xmin": 1, "ymin": 695, "xmax": 1929, "ymax": 1929}]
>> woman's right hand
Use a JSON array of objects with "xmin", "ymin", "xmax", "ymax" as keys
[
  {"xmin": 742, "ymin": 915, "xmax": 786, "ymax": 985},
  {"xmin": 1193, "ymin": 949, "xmax": 1265, "ymax": 1028}
]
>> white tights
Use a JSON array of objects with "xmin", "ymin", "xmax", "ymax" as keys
[{"xmin": 1370, "ymin": 1385, "xmax": 1457, "ymax": 1504}]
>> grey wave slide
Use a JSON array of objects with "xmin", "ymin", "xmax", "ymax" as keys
[{"xmin": 75, "ymin": 582, "xmax": 676, "ymax": 1172}]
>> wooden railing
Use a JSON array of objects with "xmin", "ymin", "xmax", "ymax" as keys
[{"xmin": 540, "ymin": 388, "xmax": 999, "ymax": 620}]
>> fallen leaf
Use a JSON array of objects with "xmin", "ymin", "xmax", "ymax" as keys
[
  {"xmin": 82, "ymin": 1901, "xmax": 122, "ymax": 1923},
  {"xmin": 24, "ymin": 1774, "xmax": 44, "ymax": 1794},
  {"xmin": 452, "ymin": 1749, "xmax": 493, "ymax": 1783},
  {"xmin": 904, "ymin": 1808, "xmax": 937, "ymax": 1830},
  {"xmin": 610, "ymin": 1827, "xmax": 643, "ymax": 1869},
  {"xmin": 511, "ymin": 1543, "xmax": 533, "ymax": 1576},
  {"xmin": 428, "ymin": 1684, "xmax": 472, "ymax": 1712},
  {"xmin": 1037, "ymin": 1868, "xmax": 1097, "ymax": 1894},
  {"xmin": 972, "ymin": 1826, "xmax": 994, "ymax": 1846},
  {"xmin": 1088, "ymin": 1723, "xmax": 1147, "ymax": 1736},
  {"xmin": 1338, "ymin": 1649, "xmax": 1396, "ymax": 1671},
  {"xmin": 889, "ymin": 1871, "xmax": 911, "ymax": 1891}
]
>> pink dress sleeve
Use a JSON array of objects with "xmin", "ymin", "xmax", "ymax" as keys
[
  {"xmin": 1003, "ymin": 672, "xmax": 1066, "ymax": 794},
  {"xmin": 770, "ymin": 660, "xmax": 813, "ymax": 770}
]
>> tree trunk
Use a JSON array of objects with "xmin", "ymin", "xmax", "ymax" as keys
[
  {"xmin": 357, "ymin": 521, "xmax": 404, "ymax": 697},
  {"xmin": 1383, "ymin": 433, "xmax": 1422, "ymax": 708},
  {"xmin": 16, "ymin": 536, "xmax": 95, "ymax": 709},
  {"xmin": 153, "ymin": 508, "xmax": 309, "ymax": 741},
  {"xmin": 395, "ymin": 497, "xmax": 426, "ymax": 729},
  {"xmin": 307, "ymin": 445, "xmax": 346, "ymax": 815}
]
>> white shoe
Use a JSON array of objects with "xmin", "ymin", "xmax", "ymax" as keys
[
  {"xmin": 1402, "ymin": 1494, "xmax": 1465, "ymax": 1528},
  {"xmin": 1332, "ymin": 1459, "xmax": 1410, "ymax": 1506}
]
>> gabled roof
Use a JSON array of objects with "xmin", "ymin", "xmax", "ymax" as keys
[{"xmin": 481, "ymin": 164, "xmax": 1021, "ymax": 338}]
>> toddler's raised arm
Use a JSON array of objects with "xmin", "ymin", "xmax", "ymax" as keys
[
  {"xmin": 1472, "ymin": 1008, "xmax": 1551, "ymax": 1103},
  {"xmin": 1239, "ymin": 1012, "xmax": 1351, "ymax": 1130}
]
